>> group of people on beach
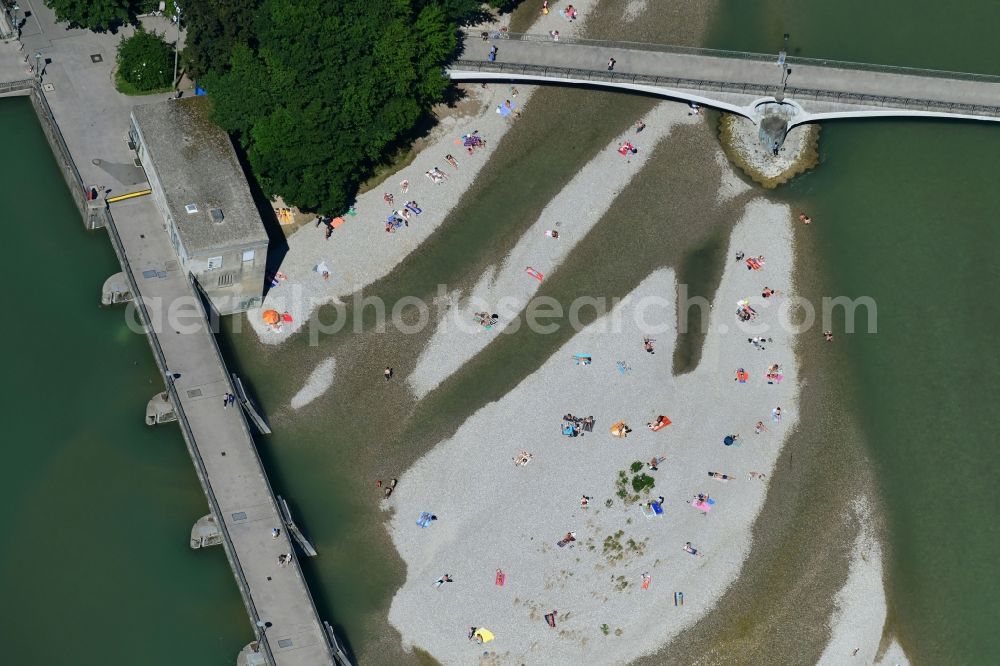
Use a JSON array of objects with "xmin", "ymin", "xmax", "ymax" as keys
[
  {"xmin": 425, "ymin": 167, "xmax": 449, "ymax": 184},
  {"xmin": 475, "ymin": 312, "xmax": 500, "ymax": 328},
  {"xmin": 371, "ymin": 124, "xmax": 809, "ymax": 651},
  {"xmin": 561, "ymin": 413, "xmax": 595, "ymax": 437}
]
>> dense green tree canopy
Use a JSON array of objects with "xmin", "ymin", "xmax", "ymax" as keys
[
  {"xmin": 203, "ymin": 0, "xmax": 459, "ymax": 215},
  {"xmin": 44, "ymin": 0, "xmax": 135, "ymax": 32},
  {"xmin": 179, "ymin": 0, "xmax": 262, "ymax": 80},
  {"xmin": 116, "ymin": 28, "xmax": 174, "ymax": 92}
]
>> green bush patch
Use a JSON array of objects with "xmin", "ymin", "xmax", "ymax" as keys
[
  {"xmin": 631, "ymin": 473, "xmax": 655, "ymax": 493},
  {"xmin": 116, "ymin": 29, "xmax": 174, "ymax": 94}
]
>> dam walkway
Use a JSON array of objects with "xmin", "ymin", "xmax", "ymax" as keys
[{"xmin": 0, "ymin": 2, "xmax": 346, "ymax": 664}]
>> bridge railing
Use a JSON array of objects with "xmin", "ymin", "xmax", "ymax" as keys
[
  {"xmin": 452, "ymin": 59, "xmax": 775, "ymax": 97},
  {"xmin": 464, "ymin": 30, "xmax": 1000, "ymax": 84},
  {"xmin": 466, "ymin": 29, "xmax": 778, "ymax": 63},
  {"xmin": 450, "ymin": 60, "xmax": 1000, "ymax": 118},
  {"xmin": 782, "ymin": 86, "xmax": 1000, "ymax": 116}
]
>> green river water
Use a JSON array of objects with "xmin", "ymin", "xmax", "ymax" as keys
[
  {"xmin": 3, "ymin": 2, "xmax": 1000, "ymax": 664},
  {"xmin": 705, "ymin": 2, "xmax": 1000, "ymax": 663},
  {"xmin": 0, "ymin": 97, "xmax": 248, "ymax": 663}
]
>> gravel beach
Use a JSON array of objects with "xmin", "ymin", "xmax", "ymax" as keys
[
  {"xmin": 818, "ymin": 498, "xmax": 912, "ymax": 666},
  {"xmin": 247, "ymin": 1, "xmax": 603, "ymax": 344},
  {"xmin": 408, "ymin": 101, "xmax": 699, "ymax": 398},
  {"xmin": 386, "ymin": 199, "xmax": 799, "ymax": 664},
  {"xmin": 289, "ymin": 356, "xmax": 336, "ymax": 410}
]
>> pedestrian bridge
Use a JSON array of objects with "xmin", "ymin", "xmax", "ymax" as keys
[{"xmin": 448, "ymin": 31, "xmax": 1000, "ymax": 146}]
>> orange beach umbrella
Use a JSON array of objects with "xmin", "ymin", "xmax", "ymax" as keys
[{"xmin": 262, "ymin": 309, "xmax": 280, "ymax": 325}]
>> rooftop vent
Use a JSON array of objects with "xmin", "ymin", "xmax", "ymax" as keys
[
  {"xmin": 210, "ymin": 207, "xmax": 225, "ymax": 224},
  {"xmin": 185, "ymin": 203, "xmax": 199, "ymax": 214}
]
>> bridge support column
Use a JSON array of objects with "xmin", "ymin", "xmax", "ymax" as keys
[
  {"xmin": 146, "ymin": 392, "xmax": 177, "ymax": 425},
  {"xmin": 236, "ymin": 643, "xmax": 268, "ymax": 666},
  {"xmin": 191, "ymin": 514, "xmax": 222, "ymax": 549},
  {"xmin": 101, "ymin": 271, "xmax": 132, "ymax": 305},
  {"xmin": 759, "ymin": 113, "xmax": 789, "ymax": 154}
]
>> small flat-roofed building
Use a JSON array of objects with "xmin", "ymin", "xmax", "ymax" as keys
[{"xmin": 129, "ymin": 97, "xmax": 268, "ymax": 315}]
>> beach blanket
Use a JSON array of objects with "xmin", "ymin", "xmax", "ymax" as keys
[
  {"xmin": 525, "ymin": 267, "xmax": 544, "ymax": 281},
  {"xmin": 692, "ymin": 499, "xmax": 714, "ymax": 513},
  {"xmin": 642, "ymin": 501, "xmax": 664, "ymax": 519},
  {"xmin": 561, "ymin": 423, "xmax": 576, "ymax": 437},
  {"xmin": 495, "ymin": 569, "xmax": 506, "ymax": 586},
  {"xmin": 416, "ymin": 512, "xmax": 434, "ymax": 528},
  {"xmin": 642, "ymin": 574, "xmax": 652, "ymax": 590},
  {"xmin": 650, "ymin": 416, "xmax": 672, "ymax": 431},
  {"xmin": 405, "ymin": 202, "xmax": 422, "ymax": 215},
  {"xmin": 544, "ymin": 612, "xmax": 557, "ymax": 628}
]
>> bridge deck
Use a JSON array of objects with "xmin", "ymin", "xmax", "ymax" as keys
[{"xmin": 458, "ymin": 33, "xmax": 1000, "ymax": 112}]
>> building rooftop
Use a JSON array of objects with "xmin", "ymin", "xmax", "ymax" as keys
[{"xmin": 131, "ymin": 97, "xmax": 269, "ymax": 254}]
